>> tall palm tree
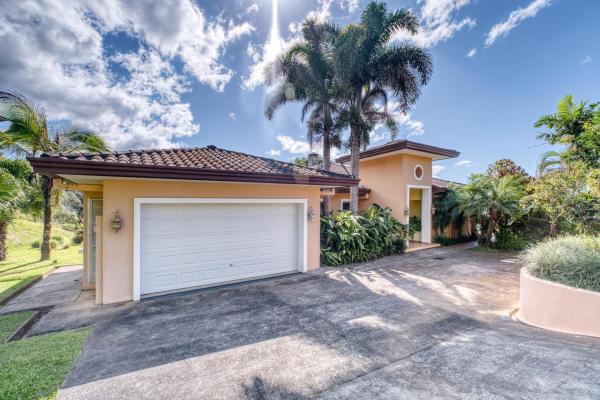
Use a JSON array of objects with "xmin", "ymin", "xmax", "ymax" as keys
[
  {"xmin": 333, "ymin": 1, "xmax": 432, "ymax": 212},
  {"xmin": 265, "ymin": 18, "xmax": 341, "ymax": 215},
  {"xmin": 0, "ymin": 158, "xmax": 34, "ymax": 261},
  {"xmin": 0, "ymin": 91, "xmax": 109, "ymax": 260}
]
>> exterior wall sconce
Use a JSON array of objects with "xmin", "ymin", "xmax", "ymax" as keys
[
  {"xmin": 307, "ymin": 206, "xmax": 316, "ymax": 221},
  {"xmin": 431, "ymin": 205, "xmax": 436, "ymax": 215},
  {"xmin": 403, "ymin": 206, "xmax": 410, "ymax": 217},
  {"xmin": 110, "ymin": 211, "xmax": 123, "ymax": 233}
]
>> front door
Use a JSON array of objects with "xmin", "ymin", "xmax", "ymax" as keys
[{"xmin": 88, "ymin": 199, "xmax": 103, "ymax": 284}]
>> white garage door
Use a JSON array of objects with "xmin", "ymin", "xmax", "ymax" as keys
[{"xmin": 139, "ymin": 202, "xmax": 301, "ymax": 296}]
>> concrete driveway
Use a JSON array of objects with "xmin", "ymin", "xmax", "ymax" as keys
[{"xmin": 57, "ymin": 246, "xmax": 600, "ymax": 399}]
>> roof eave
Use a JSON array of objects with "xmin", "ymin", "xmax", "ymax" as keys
[
  {"xmin": 336, "ymin": 141, "xmax": 460, "ymax": 163},
  {"xmin": 27, "ymin": 157, "xmax": 359, "ymax": 187}
]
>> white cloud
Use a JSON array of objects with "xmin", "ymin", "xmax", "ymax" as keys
[
  {"xmin": 394, "ymin": 0, "xmax": 476, "ymax": 48},
  {"xmin": 246, "ymin": 3, "xmax": 259, "ymax": 14},
  {"xmin": 0, "ymin": 0, "xmax": 253, "ymax": 150},
  {"xmin": 485, "ymin": 0, "xmax": 552, "ymax": 47},
  {"xmin": 466, "ymin": 48, "xmax": 477, "ymax": 57},
  {"xmin": 432, "ymin": 165, "xmax": 446, "ymax": 177},
  {"xmin": 340, "ymin": 0, "xmax": 360, "ymax": 13},
  {"xmin": 454, "ymin": 160, "xmax": 473, "ymax": 166},
  {"xmin": 387, "ymin": 101, "xmax": 425, "ymax": 137},
  {"xmin": 275, "ymin": 135, "xmax": 311, "ymax": 154},
  {"xmin": 228, "ymin": 112, "xmax": 236, "ymax": 120},
  {"xmin": 582, "ymin": 55, "xmax": 592, "ymax": 64},
  {"xmin": 267, "ymin": 149, "xmax": 281, "ymax": 157}
]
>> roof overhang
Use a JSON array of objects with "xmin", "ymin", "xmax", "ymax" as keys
[
  {"xmin": 336, "ymin": 140, "xmax": 460, "ymax": 163},
  {"xmin": 28, "ymin": 157, "xmax": 359, "ymax": 187}
]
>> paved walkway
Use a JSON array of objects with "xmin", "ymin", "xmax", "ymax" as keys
[{"xmin": 51, "ymin": 246, "xmax": 599, "ymax": 400}]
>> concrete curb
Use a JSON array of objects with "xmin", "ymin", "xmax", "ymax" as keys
[
  {"xmin": 5, "ymin": 310, "xmax": 42, "ymax": 342},
  {"xmin": 0, "ymin": 275, "xmax": 43, "ymax": 307}
]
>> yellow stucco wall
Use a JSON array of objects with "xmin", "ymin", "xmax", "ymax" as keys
[{"xmin": 99, "ymin": 179, "xmax": 321, "ymax": 304}]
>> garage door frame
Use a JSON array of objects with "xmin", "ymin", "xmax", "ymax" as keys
[{"xmin": 133, "ymin": 197, "xmax": 308, "ymax": 300}]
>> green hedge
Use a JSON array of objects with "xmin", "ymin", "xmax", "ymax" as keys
[
  {"xmin": 320, "ymin": 205, "xmax": 407, "ymax": 266},
  {"xmin": 521, "ymin": 235, "xmax": 600, "ymax": 292}
]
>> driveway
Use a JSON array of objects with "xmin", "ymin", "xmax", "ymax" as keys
[{"xmin": 57, "ymin": 246, "xmax": 600, "ymax": 399}]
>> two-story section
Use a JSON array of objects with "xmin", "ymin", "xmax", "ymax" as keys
[{"xmin": 321, "ymin": 140, "xmax": 460, "ymax": 247}]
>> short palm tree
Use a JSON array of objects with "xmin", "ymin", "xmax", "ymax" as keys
[
  {"xmin": 0, "ymin": 158, "xmax": 33, "ymax": 261},
  {"xmin": 0, "ymin": 91, "xmax": 109, "ymax": 260},
  {"xmin": 535, "ymin": 150, "xmax": 563, "ymax": 177},
  {"xmin": 333, "ymin": 1, "xmax": 432, "ymax": 212},
  {"xmin": 458, "ymin": 174, "xmax": 525, "ymax": 244},
  {"xmin": 265, "ymin": 18, "xmax": 341, "ymax": 215}
]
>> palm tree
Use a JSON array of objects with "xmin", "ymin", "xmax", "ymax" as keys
[
  {"xmin": 0, "ymin": 158, "xmax": 33, "ymax": 261},
  {"xmin": 333, "ymin": 1, "xmax": 432, "ymax": 212},
  {"xmin": 0, "ymin": 91, "xmax": 109, "ymax": 260},
  {"xmin": 458, "ymin": 174, "xmax": 525, "ymax": 244},
  {"xmin": 535, "ymin": 150, "xmax": 563, "ymax": 177},
  {"xmin": 265, "ymin": 18, "xmax": 342, "ymax": 215}
]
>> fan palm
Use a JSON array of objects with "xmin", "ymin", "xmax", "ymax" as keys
[
  {"xmin": 458, "ymin": 174, "xmax": 525, "ymax": 244},
  {"xmin": 0, "ymin": 158, "xmax": 34, "ymax": 260},
  {"xmin": 265, "ymin": 18, "xmax": 341, "ymax": 215},
  {"xmin": 0, "ymin": 91, "xmax": 109, "ymax": 260},
  {"xmin": 333, "ymin": 1, "xmax": 432, "ymax": 212}
]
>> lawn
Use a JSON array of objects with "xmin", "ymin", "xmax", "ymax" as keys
[
  {"xmin": 0, "ymin": 327, "xmax": 90, "ymax": 400},
  {"xmin": 0, "ymin": 218, "xmax": 82, "ymax": 304},
  {"xmin": 0, "ymin": 311, "xmax": 33, "ymax": 343}
]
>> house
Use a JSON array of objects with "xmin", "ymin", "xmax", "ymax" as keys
[
  {"xmin": 28, "ymin": 146, "xmax": 357, "ymax": 304},
  {"xmin": 318, "ymin": 140, "xmax": 460, "ymax": 245}
]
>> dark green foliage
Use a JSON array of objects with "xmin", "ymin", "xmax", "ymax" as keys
[
  {"xmin": 433, "ymin": 235, "xmax": 474, "ymax": 246},
  {"xmin": 489, "ymin": 230, "xmax": 528, "ymax": 251},
  {"xmin": 71, "ymin": 224, "xmax": 84, "ymax": 245},
  {"xmin": 320, "ymin": 204, "xmax": 407, "ymax": 266}
]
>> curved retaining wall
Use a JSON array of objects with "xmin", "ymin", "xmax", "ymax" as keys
[{"xmin": 519, "ymin": 267, "xmax": 600, "ymax": 338}]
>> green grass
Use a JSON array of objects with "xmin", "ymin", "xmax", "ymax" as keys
[
  {"xmin": 0, "ymin": 311, "xmax": 34, "ymax": 343},
  {"xmin": 0, "ymin": 218, "xmax": 82, "ymax": 304},
  {"xmin": 0, "ymin": 328, "xmax": 90, "ymax": 400}
]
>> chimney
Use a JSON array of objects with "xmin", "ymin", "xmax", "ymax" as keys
[{"xmin": 307, "ymin": 152, "xmax": 320, "ymax": 168}]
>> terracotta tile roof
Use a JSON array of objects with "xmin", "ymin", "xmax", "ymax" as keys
[
  {"xmin": 336, "ymin": 140, "xmax": 460, "ymax": 163},
  {"xmin": 29, "ymin": 145, "xmax": 359, "ymax": 186}
]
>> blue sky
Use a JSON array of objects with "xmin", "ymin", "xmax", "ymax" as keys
[{"xmin": 0, "ymin": 0, "xmax": 598, "ymax": 182}]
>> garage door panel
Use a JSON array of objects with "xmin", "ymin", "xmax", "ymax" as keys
[{"xmin": 139, "ymin": 202, "xmax": 301, "ymax": 296}]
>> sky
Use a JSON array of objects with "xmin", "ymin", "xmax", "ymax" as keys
[{"xmin": 0, "ymin": 0, "xmax": 598, "ymax": 183}]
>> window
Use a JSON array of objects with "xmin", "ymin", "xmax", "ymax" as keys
[
  {"xmin": 341, "ymin": 199, "xmax": 351, "ymax": 211},
  {"xmin": 414, "ymin": 164, "xmax": 424, "ymax": 180}
]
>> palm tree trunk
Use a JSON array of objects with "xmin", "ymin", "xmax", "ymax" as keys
[
  {"xmin": 40, "ymin": 175, "xmax": 53, "ymax": 261},
  {"xmin": 349, "ymin": 90, "xmax": 362, "ymax": 214},
  {"xmin": 321, "ymin": 103, "xmax": 332, "ymax": 216},
  {"xmin": 0, "ymin": 221, "xmax": 8, "ymax": 262}
]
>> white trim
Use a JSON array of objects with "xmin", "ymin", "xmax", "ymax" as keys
[
  {"xmin": 133, "ymin": 197, "xmax": 308, "ymax": 301},
  {"xmin": 413, "ymin": 164, "xmax": 424, "ymax": 181},
  {"xmin": 87, "ymin": 198, "xmax": 102, "ymax": 284},
  {"xmin": 406, "ymin": 185, "xmax": 432, "ymax": 243},
  {"xmin": 340, "ymin": 199, "xmax": 351, "ymax": 211}
]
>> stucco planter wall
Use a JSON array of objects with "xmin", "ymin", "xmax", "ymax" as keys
[{"xmin": 519, "ymin": 267, "xmax": 600, "ymax": 338}]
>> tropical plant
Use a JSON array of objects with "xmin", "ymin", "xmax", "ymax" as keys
[
  {"xmin": 458, "ymin": 174, "xmax": 526, "ymax": 244},
  {"xmin": 523, "ymin": 163, "xmax": 600, "ymax": 235},
  {"xmin": 535, "ymin": 150, "xmax": 564, "ymax": 177},
  {"xmin": 432, "ymin": 186, "xmax": 465, "ymax": 238},
  {"xmin": 0, "ymin": 158, "xmax": 34, "ymax": 261},
  {"xmin": 0, "ymin": 91, "xmax": 109, "ymax": 260},
  {"xmin": 332, "ymin": 1, "xmax": 432, "ymax": 212},
  {"xmin": 521, "ymin": 235, "xmax": 600, "ymax": 292},
  {"xmin": 486, "ymin": 159, "xmax": 529, "ymax": 180},
  {"xmin": 320, "ymin": 204, "xmax": 406, "ymax": 266},
  {"xmin": 534, "ymin": 95, "xmax": 600, "ymax": 168},
  {"xmin": 265, "ymin": 18, "xmax": 341, "ymax": 215}
]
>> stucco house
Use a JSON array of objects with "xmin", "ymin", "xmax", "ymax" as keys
[
  {"xmin": 28, "ymin": 139, "xmax": 458, "ymax": 304},
  {"xmin": 318, "ymin": 140, "xmax": 460, "ymax": 244}
]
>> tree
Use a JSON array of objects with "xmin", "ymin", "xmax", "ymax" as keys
[
  {"xmin": 265, "ymin": 18, "xmax": 341, "ymax": 216},
  {"xmin": 0, "ymin": 158, "xmax": 33, "ymax": 261},
  {"xmin": 534, "ymin": 95, "xmax": 600, "ymax": 168},
  {"xmin": 333, "ymin": 2, "xmax": 432, "ymax": 213},
  {"xmin": 458, "ymin": 174, "xmax": 525, "ymax": 244},
  {"xmin": 432, "ymin": 186, "xmax": 465, "ymax": 238},
  {"xmin": 0, "ymin": 91, "xmax": 109, "ymax": 260},
  {"xmin": 486, "ymin": 159, "xmax": 528, "ymax": 180},
  {"xmin": 535, "ymin": 150, "xmax": 563, "ymax": 177},
  {"xmin": 523, "ymin": 164, "xmax": 600, "ymax": 235}
]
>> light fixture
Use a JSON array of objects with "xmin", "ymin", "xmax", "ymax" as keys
[
  {"xmin": 110, "ymin": 211, "xmax": 123, "ymax": 233},
  {"xmin": 403, "ymin": 206, "xmax": 410, "ymax": 216},
  {"xmin": 307, "ymin": 206, "xmax": 316, "ymax": 221},
  {"xmin": 431, "ymin": 205, "xmax": 436, "ymax": 215}
]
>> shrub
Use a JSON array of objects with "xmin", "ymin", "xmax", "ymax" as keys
[
  {"xmin": 521, "ymin": 235, "xmax": 600, "ymax": 292},
  {"xmin": 51, "ymin": 235, "xmax": 64, "ymax": 244},
  {"xmin": 50, "ymin": 241, "xmax": 58, "ymax": 249},
  {"xmin": 72, "ymin": 224, "xmax": 84, "ymax": 245},
  {"xmin": 490, "ymin": 229, "xmax": 528, "ymax": 251},
  {"xmin": 434, "ymin": 234, "xmax": 474, "ymax": 246},
  {"xmin": 320, "ymin": 204, "xmax": 407, "ymax": 266},
  {"xmin": 31, "ymin": 240, "xmax": 41, "ymax": 248}
]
